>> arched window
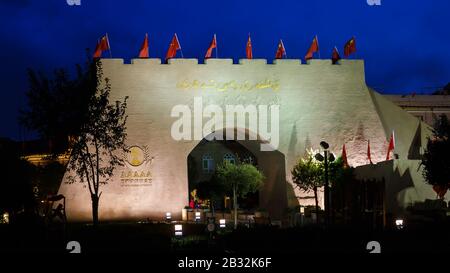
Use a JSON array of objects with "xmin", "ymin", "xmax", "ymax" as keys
[
  {"xmin": 223, "ymin": 153, "xmax": 236, "ymax": 164},
  {"xmin": 202, "ymin": 154, "xmax": 214, "ymax": 173}
]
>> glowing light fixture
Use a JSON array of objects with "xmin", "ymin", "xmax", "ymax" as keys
[
  {"xmin": 166, "ymin": 212, "xmax": 172, "ymax": 221},
  {"xmin": 174, "ymin": 224, "xmax": 183, "ymax": 236},
  {"xmin": 219, "ymin": 219, "xmax": 226, "ymax": 228},
  {"xmin": 195, "ymin": 212, "xmax": 201, "ymax": 221},
  {"xmin": 395, "ymin": 219, "xmax": 404, "ymax": 229}
]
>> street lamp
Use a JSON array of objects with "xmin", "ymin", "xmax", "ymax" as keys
[{"xmin": 315, "ymin": 141, "xmax": 335, "ymax": 225}]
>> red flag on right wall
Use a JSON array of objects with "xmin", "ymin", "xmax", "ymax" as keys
[
  {"xmin": 305, "ymin": 35, "xmax": 319, "ymax": 60},
  {"xmin": 344, "ymin": 37, "xmax": 356, "ymax": 57},
  {"xmin": 93, "ymin": 34, "xmax": 110, "ymax": 58},
  {"xmin": 165, "ymin": 33, "xmax": 181, "ymax": 61},
  {"xmin": 386, "ymin": 131, "xmax": 396, "ymax": 160},
  {"xmin": 275, "ymin": 39, "xmax": 286, "ymax": 59},
  {"xmin": 367, "ymin": 140, "xmax": 373, "ymax": 164},
  {"xmin": 205, "ymin": 34, "xmax": 217, "ymax": 59},
  {"xmin": 332, "ymin": 47, "xmax": 341, "ymax": 64},
  {"xmin": 138, "ymin": 33, "xmax": 149, "ymax": 58},
  {"xmin": 341, "ymin": 144, "xmax": 349, "ymax": 168},
  {"xmin": 246, "ymin": 35, "xmax": 253, "ymax": 59}
]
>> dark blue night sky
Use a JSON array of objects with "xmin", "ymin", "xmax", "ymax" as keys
[{"xmin": 1, "ymin": 0, "xmax": 450, "ymax": 140}]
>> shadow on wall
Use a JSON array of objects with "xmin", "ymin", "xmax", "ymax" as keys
[
  {"xmin": 286, "ymin": 181, "xmax": 300, "ymax": 208},
  {"xmin": 246, "ymin": 146, "xmax": 287, "ymax": 220}
]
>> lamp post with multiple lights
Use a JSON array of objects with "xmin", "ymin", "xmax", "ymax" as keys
[{"xmin": 314, "ymin": 141, "xmax": 335, "ymax": 225}]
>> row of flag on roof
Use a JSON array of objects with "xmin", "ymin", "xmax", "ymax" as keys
[
  {"xmin": 93, "ymin": 33, "xmax": 357, "ymax": 63},
  {"xmin": 341, "ymin": 131, "xmax": 396, "ymax": 167}
]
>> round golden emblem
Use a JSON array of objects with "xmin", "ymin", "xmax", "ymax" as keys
[{"xmin": 127, "ymin": 146, "xmax": 145, "ymax": 167}]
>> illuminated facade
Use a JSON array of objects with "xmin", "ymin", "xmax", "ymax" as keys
[{"xmin": 57, "ymin": 58, "xmax": 440, "ymax": 222}]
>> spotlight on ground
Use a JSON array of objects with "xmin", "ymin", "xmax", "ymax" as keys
[
  {"xmin": 166, "ymin": 212, "xmax": 172, "ymax": 221},
  {"xmin": 174, "ymin": 224, "xmax": 183, "ymax": 236}
]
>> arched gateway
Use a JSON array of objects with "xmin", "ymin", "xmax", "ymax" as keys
[{"xmin": 58, "ymin": 58, "xmax": 437, "ymax": 222}]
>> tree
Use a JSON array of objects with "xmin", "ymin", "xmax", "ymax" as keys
[
  {"xmin": 20, "ymin": 56, "xmax": 95, "ymax": 153},
  {"xmin": 196, "ymin": 174, "xmax": 226, "ymax": 216},
  {"xmin": 291, "ymin": 149, "xmax": 324, "ymax": 224},
  {"xmin": 327, "ymin": 156, "xmax": 354, "ymax": 222},
  {"xmin": 421, "ymin": 114, "xmax": 450, "ymax": 199},
  {"xmin": 215, "ymin": 162, "xmax": 264, "ymax": 229},
  {"xmin": 66, "ymin": 61, "xmax": 128, "ymax": 226},
  {"xmin": 20, "ymin": 59, "xmax": 128, "ymax": 225}
]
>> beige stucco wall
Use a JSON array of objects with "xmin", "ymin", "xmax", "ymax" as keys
[{"xmin": 58, "ymin": 58, "xmax": 433, "ymax": 222}]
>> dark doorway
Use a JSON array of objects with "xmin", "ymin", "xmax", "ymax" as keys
[{"xmin": 187, "ymin": 139, "xmax": 259, "ymax": 210}]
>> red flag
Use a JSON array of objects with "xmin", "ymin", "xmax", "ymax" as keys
[
  {"xmin": 275, "ymin": 39, "xmax": 286, "ymax": 59},
  {"xmin": 165, "ymin": 33, "xmax": 181, "ymax": 61},
  {"xmin": 367, "ymin": 140, "xmax": 373, "ymax": 164},
  {"xmin": 386, "ymin": 131, "xmax": 396, "ymax": 160},
  {"xmin": 205, "ymin": 34, "xmax": 217, "ymax": 59},
  {"xmin": 342, "ymin": 144, "xmax": 349, "ymax": 168},
  {"xmin": 138, "ymin": 33, "xmax": 149, "ymax": 58},
  {"xmin": 93, "ymin": 34, "xmax": 110, "ymax": 58},
  {"xmin": 305, "ymin": 35, "xmax": 319, "ymax": 60},
  {"xmin": 344, "ymin": 37, "xmax": 356, "ymax": 57},
  {"xmin": 332, "ymin": 46, "xmax": 341, "ymax": 64},
  {"xmin": 93, "ymin": 41, "xmax": 101, "ymax": 58},
  {"xmin": 246, "ymin": 35, "xmax": 253, "ymax": 59}
]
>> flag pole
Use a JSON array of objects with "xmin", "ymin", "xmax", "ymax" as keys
[
  {"xmin": 215, "ymin": 34, "xmax": 218, "ymax": 58},
  {"xmin": 248, "ymin": 33, "xmax": 251, "ymax": 59},
  {"xmin": 175, "ymin": 33, "xmax": 184, "ymax": 58},
  {"xmin": 145, "ymin": 33, "xmax": 149, "ymax": 58},
  {"xmin": 106, "ymin": 33, "xmax": 112, "ymax": 58},
  {"xmin": 281, "ymin": 39, "xmax": 287, "ymax": 58},
  {"xmin": 316, "ymin": 35, "xmax": 321, "ymax": 59}
]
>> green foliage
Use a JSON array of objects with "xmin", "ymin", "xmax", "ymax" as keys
[
  {"xmin": 215, "ymin": 162, "xmax": 265, "ymax": 198},
  {"xmin": 291, "ymin": 151, "xmax": 323, "ymax": 193},
  {"xmin": 215, "ymin": 161, "xmax": 264, "ymax": 228},
  {"xmin": 328, "ymin": 156, "xmax": 354, "ymax": 188},
  {"xmin": 421, "ymin": 114, "xmax": 450, "ymax": 188},
  {"xmin": 292, "ymin": 152, "xmax": 354, "ymax": 192}
]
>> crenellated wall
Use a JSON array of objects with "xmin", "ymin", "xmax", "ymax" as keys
[{"xmin": 58, "ymin": 58, "xmax": 435, "ymax": 222}]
